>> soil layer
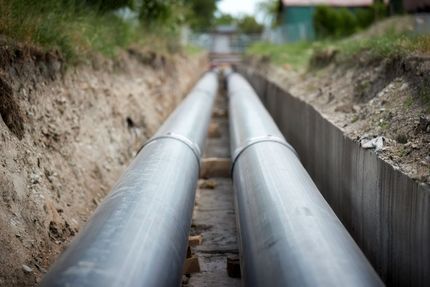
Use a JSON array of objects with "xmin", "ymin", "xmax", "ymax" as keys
[{"xmin": 0, "ymin": 42, "xmax": 207, "ymax": 286}]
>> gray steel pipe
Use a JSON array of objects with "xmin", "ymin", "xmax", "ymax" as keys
[
  {"xmin": 41, "ymin": 71, "xmax": 218, "ymax": 287},
  {"xmin": 227, "ymin": 72, "xmax": 384, "ymax": 287}
]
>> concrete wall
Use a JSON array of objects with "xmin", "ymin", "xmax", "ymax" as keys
[{"xmin": 240, "ymin": 69, "xmax": 430, "ymax": 286}]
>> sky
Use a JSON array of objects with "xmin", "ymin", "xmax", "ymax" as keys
[{"xmin": 217, "ymin": 0, "xmax": 263, "ymax": 17}]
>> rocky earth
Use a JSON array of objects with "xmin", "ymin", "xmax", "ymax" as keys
[
  {"xmin": 0, "ymin": 41, "xmax": 207, "ymax": 286},
  {"xmin": 244, "ymin": 51, "xmax": 430, "ymax": 184}
]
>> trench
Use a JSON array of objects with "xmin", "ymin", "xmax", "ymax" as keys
[
  {"xmin": 30, "ymin": 54, "xmax": 428, "ymax": 286},
  {"xmin": 184, "ymin": 79, "xmax": 240, "ymax": 286},
  {"xmin": 239, "ymin": 67, "xmax": 430, "ymax": 286}
]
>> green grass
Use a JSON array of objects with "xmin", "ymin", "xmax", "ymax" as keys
[
  {"xmin": 246, "ymin": 41, "xmax": 320, "ymax": 70},
  {"xmin": 0, "ymin": 1, "xmax": 182, "ymax": 63},
  {"xmin": 335, "ymin": 33, "xmax": 430, "ymax": 60},
  {"xmin": 184, "ymin": 44, "xmax": 204, "ymax": 56},
  {"xmin": 246, "ymin": 32, "xmax": 430, "ymax": 70},
  {"xmin": 404, "ymin": 96, "xmax": 414, "ymax": 109}
]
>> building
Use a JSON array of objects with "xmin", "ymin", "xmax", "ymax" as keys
[{"xmin": 277, "ymin": 0, "xmax": 375, "ymax": 42}]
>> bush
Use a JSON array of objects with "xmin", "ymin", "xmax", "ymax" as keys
[
  {"xmin": 238, "ymin": 16, "xmax": 264, "ymax": 34},
  {"xmin": 140, "ymin": 0, "xmax": 175, "ymax": 26},
  {"xmin": 84, "ymin": 0, "xmax": 135, "ymax": 12},
  {"xmin": 314, "ymin": 3, "xmax": 388, "ymax": 39}
]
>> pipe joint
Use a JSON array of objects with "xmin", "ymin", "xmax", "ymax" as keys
[
  {"xmin": 143, "ymin": 132, "xmax": 201, "ymax": 169},
  {"xmin": 231, "ymin": 135, "xmax": 298, "ymax": 174}
]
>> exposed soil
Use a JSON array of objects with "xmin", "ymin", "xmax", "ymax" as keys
[
  {"xmin": 0, "ymin": 39, "xmax": 207, "ymax": 286},
  {"xmin": 244, "ymin": 50, "xmax": 430, "ymax": 184}
]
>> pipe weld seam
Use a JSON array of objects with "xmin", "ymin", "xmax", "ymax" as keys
[
  {"xmin": 228, "ymin": 88, "xmax": 254, "ymax": 97},
  {"xmin": 231, "ymin": 135, "xmax": 298, "ymax": 175},
  {"xmin": 140, "ymin": 132, "xmax": 201, "ymax": 169},
  {"xmin": 192, "ymin": 88, "xmax": 215, "ymax": 97}
]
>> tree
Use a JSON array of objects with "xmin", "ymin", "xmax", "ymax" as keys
[
  {"xmin": 257, "ymin": 0, "xmax": 281, "ymax": 27},
  {"xmin": 139, "ymin": 0, "xmax": 187, "ymax": 29},
  {"xmin": 214, "ymin": 13, "xmax": 235, "ymax": 26},
  {"xmin": 238, "ymin": 15, "xmax": 263, "ymax": 34},
  {"xmin": 84, "ymin": 0, "xmax": 136, "ymax": 12},
  {"xmin": 187, "ymin": 0, "xmax": 218, "ymax": 31}
]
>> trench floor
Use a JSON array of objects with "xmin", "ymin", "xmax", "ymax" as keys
[{"xmin": 183, "ymin": 87, "xmax": 240, "ymax": 286}]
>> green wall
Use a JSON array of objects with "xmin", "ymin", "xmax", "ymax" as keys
[{"xmin": 282, "ymin": 6, "xmax": 316, "ymax": 42}]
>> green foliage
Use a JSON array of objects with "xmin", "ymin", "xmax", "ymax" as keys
[
  {"xmin": 0, "ymin": 0, "xmax": 221, "ymax": 63},
  {"xmin": 187, "ymin": 0, "xmax": 218, "ymax": 31},
  {"xmin": 246, "ymin": 41, "xmax": 317, "ymax": 70},
  {"xmin": 247, "ymin": 30, "xmax": 430, "ymax": 72},
  {"xmin": 84, "ymin": 0, "xmax": 135, "ymax": 12},
  {"xmin": 140, "ymin": 0, "xmax": 178, "ymax": 27},
  {"xmin": 213, "ymin": 14, "xmax": 263, "ymax": 34},
  {"xmin": 238, "ymin": 16, "xmax": 264, "ymax": 34},
  {"xmin": 390, "ymin": 0, "xmax": 404, "ymax": 14},
  {"xmin": 138, "ymin": 0, "xmax": 218, "ymax": 32},
  {"xmin": 314, "ymin": 4, "xmax": 389, "ymax": 39},
  {"xmin": 184, "ymin": 44, "xmax": 203, "ymax": 55},
  {"xmin": 0, "ymin": 0, "xmax": 152, "ymax": 62},
  {"xmin": 257, "ymin": 0, "xmax": 281, "ymax": 27},
  {"xmin": 214, "ymin": 13, "xmax": 236, "ymax": 26}
]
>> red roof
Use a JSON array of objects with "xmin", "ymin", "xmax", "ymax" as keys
[{"xmin": 281, "ymin": 0, "xmax": 375, "ymax": 7}]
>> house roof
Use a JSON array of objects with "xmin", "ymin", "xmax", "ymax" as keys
[{"xmin": 281, "ymin": 0, "xmax": 374, "ymax": 7}]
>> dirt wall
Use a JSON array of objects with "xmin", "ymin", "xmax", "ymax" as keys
[{"xmin": 0, "ymin": 45, "xmax": 207, "ymax": 286}]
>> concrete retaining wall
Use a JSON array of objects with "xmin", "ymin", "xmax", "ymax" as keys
[{"xmin": 240, "ymin": 68, "xmax": 430, "ymax": 286}]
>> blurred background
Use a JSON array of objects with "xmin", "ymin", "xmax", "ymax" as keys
[{"xmin": 1, "ymin": 0, "xmax": 429, "ymax": 65}]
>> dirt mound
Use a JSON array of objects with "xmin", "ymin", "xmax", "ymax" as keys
[{"xmin": 0, "ymin": 41, "xmax": 207, "ymax": 286}]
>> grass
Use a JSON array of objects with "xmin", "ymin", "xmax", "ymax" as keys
[
  {"xmin": 246, "ymin": 41, "xmax": 318, "ymax": 70},
  {"xmin": 0, "ymin": 1, "xmax": 182, "ymax": 64},
  {"xmin": 246, "ymin": 32, "xmax": 430, "ymax": 71},
  {"xmin": 404, "ymin": 96, "xmax": 414, "ymax": 109},
  {"xmin": 335, "ymin": 33, "xmax": 430, "ymax": 60},
  {"xmin": 184, "ymin": 44, "xmax": 204, "ymax": 56}
]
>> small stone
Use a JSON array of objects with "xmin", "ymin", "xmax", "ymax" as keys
[
  {"xmin": 361, "ymin": 136, "xmax": 385, "ymax": 151},
  {"xmin": 419, "ymin": 115, "xmax": 430, "ymax": 132},
  {"xmin": 198, "ymin": 179, "xmax": 217, "ymax": 189},
  {"xmin": 395, "ymin": 134, "xmax": 408, "ymax": 144},
  {"xmin": 22, "ymin": 264, "xmax": 32, "ymax": 273},
  {"xmin": 227, "ymin": 256, "xmax": 241, "ymax": 278},
  {"xmin": 30, "ymin": 173, "xmax": 41, "ymax": 184},
  {"xmin": 182, "ymin": 275, "xmax": 190, "ymax": 285}
]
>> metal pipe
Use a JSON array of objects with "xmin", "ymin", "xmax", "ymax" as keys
[
  {"xmin": 227, "ymin": 72, "xmax": 384, "ymax": 287},
  {"xmin": 41, "ymin": 71, "xmax": 218, "ymax": 287}
]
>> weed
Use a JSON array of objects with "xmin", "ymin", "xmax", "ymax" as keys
[
  {"xmin": 404, "ymin": 96, "xmax": 414, "ymax": 109},
  {"xmin": 184, "ymin": 44, "xmax": 203, "ymax": 56},
  {"xmin": 351, "ymin": 115, "xmax": 359, "ymax": 123},
  {"xmin": 398, "ymin": 146, "xmax": 410, "ymax": 157},
  {"xmin": 246, "ymin": 41, "xmax": 328, "ymax": 70},
  {"xmin": 378, "ymin": 119, "xmax": 389, "ymax": 130}
]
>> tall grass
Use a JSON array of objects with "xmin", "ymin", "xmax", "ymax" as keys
[
  {"xmin": 247, "ymin": 33, "xmax": 430, "ymax": 70},
  {"xmin": 0, "ymin": 0, "xmax": 151, "ymax": 62}
]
